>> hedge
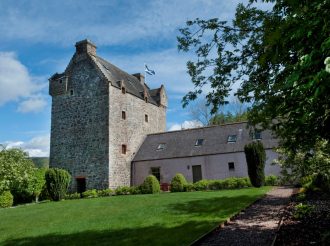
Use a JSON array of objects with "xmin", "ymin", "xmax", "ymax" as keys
[{"xmin": 0, "ymin": 191, "xmax": 14, "ymax": 208}]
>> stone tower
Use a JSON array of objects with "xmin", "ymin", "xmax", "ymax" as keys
[{"xmin": 49, "ymin": 39, "xmax": 167, "ymax": 191}]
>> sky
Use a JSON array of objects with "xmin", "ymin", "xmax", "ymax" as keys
[{"xmin": 0, "ymin": 0, "xmax": 271, "ymax": 157}]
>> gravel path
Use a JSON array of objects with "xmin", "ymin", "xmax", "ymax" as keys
[{"xmin": 195, "ymin": 187, "xmax": 297, "ymax": 246}]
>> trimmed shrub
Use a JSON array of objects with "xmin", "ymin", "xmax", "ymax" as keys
[
  {"xmin": 97, "ymin": 189, "xmax": 114, "ymax": 197},
  {"xmin": 45, "ymin": 168, "xmax": 71, "ymax": 201},
  {"xmin": 0, "ymin": 191, "xmax": 13, "ymax": 208},
  {"xmin": 140, "ymin": 175, "xmax": 160, "ymax": 194},
  {"xmin": 65, "ymin": 192, "xmax": 81, "ymax": 200},
  {"xmin": 244, "ymin": 141, "xmax": 266, "ymax": 187},
  {"xmin": 183, "ymin": 183, "xmax": 195, "ymax": 192},
  {"xmin": 129, "ymin": 186, "xmax": 141, "ymax": 195},
  {"xmin": 115, "ymin": 186, "xmax": 131, "ymax": 195},
  {"xmin": 193, "ymin": 180, "xmax": 209, "ymax": 191},
  {"xmin": 82, "ymin": 189, "xmax": 98, "ymax": 198},
  {"xmin": 265, "ymin": 175, "xmax": 278, "ymax": 186},
  {"xmin": 170, "ymin": 173, "xmax": 188, "ymax": 192}
]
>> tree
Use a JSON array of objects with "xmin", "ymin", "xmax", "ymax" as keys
[
  {"xmin": 28, "ymin": 168, "xmax": 46, "ymax": 202},
  {"xmin": 45, "ymin": 168, "xmax": 71, "ymax": 201},
  {"xmin": 244, "ymin": 141, "xmax": 266, "ymax": 187},
  {"xmin": 177, "ymin": 0, "xmax": 330, "ymax": 151}
]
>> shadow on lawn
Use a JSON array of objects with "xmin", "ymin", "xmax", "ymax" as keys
[{"xmin": 3, "ymin": 221, "xmax": 214, "ymax": 246}]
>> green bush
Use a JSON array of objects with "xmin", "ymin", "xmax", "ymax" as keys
[
  {"xmin": 65, "ymin": 192, "xmax": 81, "ymax": 200},
  {"xmin": 170, "ymin": 173, "xmax": 188, "ymax": 192},
  {"xmin": 115, "ymin": 186, "xmax": 131, "ymax": 195},
  {"xmin": 45, "ymin": 168, "xmax": 71, "ymax": 201},
  {"xmin": 129, "ymin": 186, "xmax": 141, "ymax": 195},
  {"xmin": 97, "ymin": 189, "xmax": 114, "ymax": 197},
  {"xmin": 140, "ymin": 175, "xmax": 160, "ymax": 194},
  {"xmin": 265, "ymin": 175, "xmax": 278, "ymax": 186},
  {"xmin": 0, "ymin": 191, "xmax": 13, "ymax": 208},
  {"xmin": 244, "ymin": 141, "xmax": 266, "ymax": 187},
  {"xmin": 183, "ymin": 183, "xmax": 195, "ymax": 192},
  {"xmin": 313, "ymin": 173, "xmax": 330, "ymax": 194},
  {"xmin": 193, "ymin": 180, "xmax": 209, "ymax": 191},
  {"xmin": 82, "ymin": 189, "xmax": 98, "ymax": 198},
  {"xmin": 293, "ymin": 203, "xmax": 314, "ymax": 219}
]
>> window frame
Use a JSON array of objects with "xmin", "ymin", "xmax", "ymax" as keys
[
  {"xmin": 145, "ymin": 114, "xmax": 149, "ymax": 123},
  {"xmin": 228, "ymin": 162, "xmax": 235, "ymax": 171},
  {"xmin": 194, "ymin": 139, "xmax": 204, "ymax": 147},
  {"xmin": 227, "ymin": 135, "xmax": 237, "ymax": 143},
  {"xmin": 157, "ymin": 143, "xmax": 166, "ymax": 151},
  {"xmin": 150, "ymin": 167, "xmax": 160, "ymax": 182},
  {"xmin": 122, "ymin": 111, "xmax": 126, "ymax": 120},
  {"xmin": 121, "ymin": 144, "xmax": 127, "ymax": 154},
  {"xmin": 121, "ymin": 87, "xmax": 126, "ymax": 94}
]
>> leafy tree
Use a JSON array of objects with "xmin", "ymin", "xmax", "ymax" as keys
[
  {"xmin": 45, "ymin": 168, "xmax": 71, "ymax": 201},
  {"xmin": 28, "ymin": 168, "xmax": 46, "ymax": 202},
  {"xmin": 177, "ymin": 0, "xmax": 330, "ymax": 151},
  {"xmin": 244, "ymin": 141, "xmax": 266, "ymax": 187},
  {"xmin": 0, "ymin": 146, "xmax": 35, "ymax": 202}
]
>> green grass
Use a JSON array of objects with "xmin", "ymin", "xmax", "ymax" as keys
[{"xmin": 0, "ymin": 187, "xmax": 271, "ymax": 246}]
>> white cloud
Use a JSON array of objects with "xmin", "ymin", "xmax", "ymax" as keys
[
  {"xmin": 17, "ymin": 96, "xmax": 47, "ymax": 113},
  {"xmin": 168, "ymin": 120, "xmax": 203, "ymax": 131},
  {"xmin": 0, "ymin": 52, "xmax": 47, "ymax": 112},
  {"xmin": 4, "ymin": 134, "xmax": 50, "ymax": 157}
]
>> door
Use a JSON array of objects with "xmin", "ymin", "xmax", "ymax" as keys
[
  {"xmin": 76, "ymin": 177, "xmax": 86, "ymax": 193},
  {"xmin": 192, "ymin": 165, "xmax": 202, "ymax": 183}
]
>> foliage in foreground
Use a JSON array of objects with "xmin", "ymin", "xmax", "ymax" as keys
[
  {"xmin": 171, "ymin": 173, "xmax": 188, "ymax": 192},
  {"xmin": 244, "ymin": 141, "xmax": 266, "ymax": 187},
  {"xmin": 0, "ymin": 191, "xmax": 13, "ymax": 208},
  {"xmin": 45, "ymin": 168, "xmax": 71, "ymax": 201}
]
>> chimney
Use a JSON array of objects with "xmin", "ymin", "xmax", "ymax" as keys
[
  {"xmin": 132, "ymin": 73, "xmax": 145, "ymax": 85},
  {"xmin": 75, "ymin": 39, "xmax": 97, "ymax": 56}
]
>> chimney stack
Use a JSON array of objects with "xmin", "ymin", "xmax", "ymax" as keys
[
  {"xmin": 132, "ymin": 73, "xmax": 145, "ymax": 85},
  {"xmin": 75, "ymin": 39, "xmax": 97, "ymax": 56}
]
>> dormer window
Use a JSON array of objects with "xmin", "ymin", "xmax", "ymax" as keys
[
  {"xmin": 157, "ymin": 143, "xmax": 166, "ymax": 151},
  {"xmin": 121, "ymin": 87, "xmax": 126, "ymax": 94},
  {"xmin": 253, "ymin": 131, "xmax": 262, "ymax": 140},
  {"xmin": 227, "ymin": 135, "xmax": 237, "ymax": 143},
  {"xmin": 195, "ymin": 139, "xmax": 204, "ymax": 146}
]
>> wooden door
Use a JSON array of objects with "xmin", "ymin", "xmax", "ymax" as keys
[{"xmin": 192, "ymin": 165, "xmax": 202, "ymax": 183}]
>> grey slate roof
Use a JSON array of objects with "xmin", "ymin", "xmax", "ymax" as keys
[
  {"xmin": 133, "ymin": 122, "xmax": 278, "ymax": 162},
  {"xmin": 93, "ymin": 55, "xmax": 159, "ymax": 105}
]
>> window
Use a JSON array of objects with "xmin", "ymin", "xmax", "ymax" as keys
[
  {"xmin": 228, "ymin": 162, "xmax": 235, "ymax": 171},
  {"xmin": 157, "ymin": 143, "xmax": 166, "ymax": 151},
  {"xmin": 227, "ymin": 135, "xmax": 237, "ymax": 143},
  {"xmin": 70, "ymin": 90, "xmax": 74, "ymax": 96},
  {"xmin": 151, "ymin": 167, "xmax": 160, "ymax": 182},
  {"xmin": 121, "ymin": 87, "xmax": 126, "ymax": 94},
  {"xmin": 59, "ymin": 79, "xmax": 62, "ymax": 84},
  {"xmin": 145, "ymin": 97, "xmax": 148, "ymax": 103},
  {"xmin": 254, "ymin": 131, "xmax": 262, "ymax": 140},
  {"xmin": 195, "ymin": 139, "xmax": 204, "ymax": 146},
  {"xmin": 145, "ymin": 114, "xmax": 148, "ymax": 122},
  {"xmin": 122, "ymin": 111, "xmax": 126, "ymax": 120},
  {"xmin": 121, "ymin": 144, "xmax": 127, "ymax": 154}
]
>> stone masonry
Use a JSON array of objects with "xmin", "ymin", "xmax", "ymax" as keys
[{"xmin": 49, "ymin": 39, "xmax": 167, "ymax": 191}]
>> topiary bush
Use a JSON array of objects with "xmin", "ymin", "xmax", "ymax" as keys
[
  {"xmin": 244, "ymin": 141, "xmax": 266, "ymax": 187},
  {"xmin": 170, "ymin": 173, "xmax": 188, "ymax": 192},
  {"xmin": 0, "ymin": 191, "xmax": 13, "ymax": 208},
  {"xmin": 45, "ymin": 168, "xmax": 71, "ymax": 201},
  {"xmin": 82, "ymin": 189, "xmax": 98, "ymax": 198},
  {"xmin": 140, "ymin": 175, "xmax": 160, "ymax": 194}
]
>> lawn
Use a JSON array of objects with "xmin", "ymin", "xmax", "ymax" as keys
[{"xmin": 0, "ymin": 187, "xmax": 271, "ymax": 246}]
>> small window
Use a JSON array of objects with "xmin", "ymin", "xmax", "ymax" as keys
[
  {"xmin": 254, "ymin": 131, "xmax": 262, "ymax": 140},
  {"xmin": 145, "ymin": 97, "xmax": 148, "ymax": 103},
  {"xmin": 70, "ymin": 90, "xmax": 74, "ymax": 96},
  {"xmin": 59, "ymin": 79, "xmax": 62, "ymax": 84},
  {"xmin": 227, "ymin": 135, "xmax": 237, "ymax": 143},
  {"xmin": 145, "ymin": 114, "xmax": 148, "ymax": 122},
  {"xmin": 121, "ymin": 144, "xmax": 127, "ymax": 154},
  {"xmin": 151, "ymin": 167, "xmax": 160, "ymax": 182},
  {"xmin": 195, "ymin": 139, "xmax": 204, "ymax": 146},
  {"xmin": 122, "ymin": 111, "xmax": 126, "ymax": 120},
  {"xmin": 157, "ymin": 143, "xmax": 166, "ymax": 151},
  {"xmin": 121, "ymin": 87, "xmax": 126, "ymax": 94},
  {"xmin": 228, "ymin": 162, "xmax": 235, "ymax": 171}
]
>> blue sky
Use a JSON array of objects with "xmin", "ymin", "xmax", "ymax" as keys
[{"xmin": 0, "ymin": 0, "xmax": 270, "ymax": 156}]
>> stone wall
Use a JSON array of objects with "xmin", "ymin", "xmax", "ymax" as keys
[
  {"xmin": 49, "ymin": 54, "xmax": 110, "ymax": 191},
  {"xmin": 108, "ymin": 85, "xmax": 166, "ymax": 188}
]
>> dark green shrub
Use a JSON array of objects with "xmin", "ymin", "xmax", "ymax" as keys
[
  {"xmin": 129, "ymin": 186, "xmax": 141, "ymax": 195},
  {"xmin": 193, "ymin": 180, "xmax": 209, "ymax": 191},
  {"xmin": 265, "ymin": 175, "xmax": 278, "ymax": 186},
  {"xmin": 313, "ymin": 173, "xmax": 330, "ymax": 194},
  {"xmin": 183, "ymin": 183, "xmax": 195, "ymax": 192},
  {"xmin": 140, "ymin": 175, "xmax": 160, "ymax": 194},
  {"xmin": 45, "ymin": 168, "xmax": 71, "ymax": 201},
  {"xmin": 65, "ymin": 192, "xmax": 81, "ymax": 200},
  {"xmin": 97, "ymin": 189, "xmax": 114, "ymax": 197},
  {"xmin": 82, "ymin": 189, "xmax": 98, "ymax": 198},
  {"xmin": 244, "ymin": 141, "xmax": 266, "ymax": 187},
  {"xmin": 0, "ymin": 191, "xmax": 13, "ymax": 208},
  {"xmin": 115, "ymin": 186, "xmax": 131, "ymax": 195},
  {"xmin": 170, "ymin": 173, "xmax": 188, "ymax": 192}
]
